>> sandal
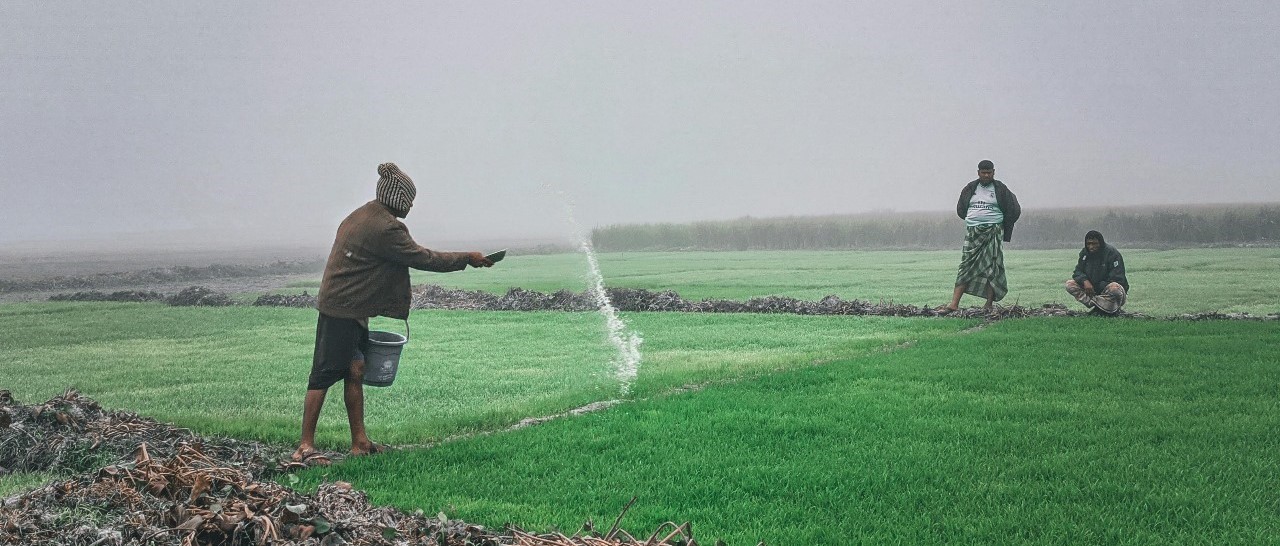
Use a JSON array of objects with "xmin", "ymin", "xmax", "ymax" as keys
[
  {"xmin": 281, "ymin": 450, "xmax": 332, "ymax": 470},
  {"xmin": 289, "ymin": 448, "xmax": 333, "ymax": 467},
  {"xmin": 303, "ymin": 452, "xmax": 333, "ymax": 466},
  {"xmin": 351, "ymin": 442, "xmax": 389, "ymax": 457}
]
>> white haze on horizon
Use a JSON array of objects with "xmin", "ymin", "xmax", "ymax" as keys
[{"xmin": 2, "ymin": 2, "xmax": 1278, "ymax": 253}]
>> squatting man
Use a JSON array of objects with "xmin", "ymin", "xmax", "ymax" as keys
[{"xmin": 1065, "ymin": 230, "xmax": 1129, "ymax": 315}]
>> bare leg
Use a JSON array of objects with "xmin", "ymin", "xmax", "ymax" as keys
[
  {"xmin": 946, "ymin": 284, "xmax": 966, "ymax": 311},
  {"xmin": 344, "ymin": 359, "xmax": 377, "ymax": 455},
  {"xmin": 983, "ymin": 285, "xmax": 995, "ymax": 312},
  {"xmin": 292, "ymin": 389, "xmax": 328, "ymax": 461}
]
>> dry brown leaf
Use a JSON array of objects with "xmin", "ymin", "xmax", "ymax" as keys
[
  {"xmin": 146, "ymin": 474, "xmax": 169, "ymax": 496},
  {"xmin": 176, "ymin": 514, "xmax": 204, "ymax": 531},
  {"xmin": 189, "ymin": 472, "xmax": 211, "ymax": 501}
]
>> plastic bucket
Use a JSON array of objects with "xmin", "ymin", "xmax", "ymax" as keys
[{"xmin": 363, "ymin": 321, "xmax": 409, "ymax": 387}]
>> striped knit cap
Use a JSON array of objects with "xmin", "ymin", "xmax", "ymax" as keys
[{"xmin": 376, "ymin": 162, "xmax": 417, "ymax": 213}]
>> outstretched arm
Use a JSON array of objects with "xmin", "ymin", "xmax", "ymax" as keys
[{"xmin": 379, "ymin": 223, "xmax": 472, "ymax": 272}]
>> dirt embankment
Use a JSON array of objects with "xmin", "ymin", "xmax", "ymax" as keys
[
  {"xmin": 46, "ymin": 282, "xmax": 1280, "ymax": 320},
  {"xmin": 8, "ymin": 248, "xmax": 1278, "ymax": 320},
  {"xmin": 0, "ymin": 261, "xmax": 323, "ymax": 304}
]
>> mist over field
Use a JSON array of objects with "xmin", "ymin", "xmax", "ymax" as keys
[
  {"xmin": 4, "ymin": 6, "xmax": 1280, "ymax": 541},
  {"xmin": 2, "ymin": 2, "xmax": 1279, "ymax": 254}
]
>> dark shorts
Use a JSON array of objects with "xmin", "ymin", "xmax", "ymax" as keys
[{"xmin": 308, "ymin": 313, "xmax": 370, "ymax": 391}]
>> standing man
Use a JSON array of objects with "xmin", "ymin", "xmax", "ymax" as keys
[
  {"xmin": 1066, "ymin": 230, "xmax": 1129, "ymax": 314},
  {"xmin": 292, "ymin": 162, "xmax": 494, "ymax": 464},
  {"xmin": 940, "ymin": 159, "xmax": 1021, "ymax": 313}
]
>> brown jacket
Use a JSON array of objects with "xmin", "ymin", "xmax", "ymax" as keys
[{"xmin": 316, "ymin": 200, "xmax": 471, "ymax": 320}]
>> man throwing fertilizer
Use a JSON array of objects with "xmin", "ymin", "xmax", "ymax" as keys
[{"xmin": 292, "ymin": 162, "xmax": 494, "ymax": 464}]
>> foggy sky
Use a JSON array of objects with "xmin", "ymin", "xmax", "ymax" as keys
[{"xmin": 3, "ymin": 2, "xmax": 1278, "ymax": 251}]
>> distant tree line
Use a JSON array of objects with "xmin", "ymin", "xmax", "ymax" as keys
[{"xmin": 591, "ymin": 204, "xmax": 1280, "ymax": 251}]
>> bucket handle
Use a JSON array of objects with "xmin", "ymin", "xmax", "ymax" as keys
[{"xmin": 371, "ymin": 318, "xmax": 410, "ymax": 341}]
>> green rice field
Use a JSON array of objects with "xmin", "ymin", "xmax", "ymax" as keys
[
  {"xmin": 318, "ymin": 319, "xmax": 1280, "ymax": 544},
  {"xmin": 2, "ymin": 248, "xmax": 1279, "ymax": 544},
  {"xmin": 302, "ymin": 249, "xmax": 1280, "ymax": 317}
]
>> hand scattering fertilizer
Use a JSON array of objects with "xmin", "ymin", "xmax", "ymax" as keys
[{"xmin": 363, "ymin": 251, "xmax": 504, "ymax": 387}]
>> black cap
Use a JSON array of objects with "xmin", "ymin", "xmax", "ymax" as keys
[{"xmin": 977, "ymin": 159, "xmax": 994, "ymax": 170}]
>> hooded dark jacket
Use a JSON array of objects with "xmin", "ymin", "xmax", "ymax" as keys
[
  {"xmin": 956, "ymin": 180, "xmax": 1022, "ymax": 242},
  {"xmin": 316, "ymin": 200, "xmax": 472, "ymax": 320},
  {"xmin": 1072, "ymin": 233, "xmax": 1129, "ymax": 292}
]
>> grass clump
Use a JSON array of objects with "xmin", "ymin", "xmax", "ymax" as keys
[{"xmin": 0, "ymin": 472, "xmax": 59, "ymax": 498}]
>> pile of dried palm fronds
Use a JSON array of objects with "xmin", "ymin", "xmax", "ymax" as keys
[
  {"xmin": 0, "ymin": 390, "xmax": 280, "ymax": 480},
  {"xmin": 249, "ymin": 284, "xmax": 1117, "ymax": 320},
  {"xmin": 59, "ymin": 281, "xmax": 1275, "ymax": 321},
  {"xmin": 1174, "ymin": 311, "xmax": 1279, "ymax": 321},
  {"xmin": 165, "ymin": 287, "xmax": 234, "ymax": 307},
  {"xmin": 407, "ymin": 285, "xmax": 1118, "ymax": 320},
  {"xmin": 3, "ymin": 442, "xmax": 498, "ymax": 545},
  {"xmin": 4, "ymin": 262, "xmax": 322, "ymax": 295},
  {"xmin": 45, "ymin": 286, "xmax": 234, "ymax": 307},
  {"xmin": 48, "ymin": 291, "xmax": 167, "ymax": 303},
  {"xmin": 251, "ymin": 292, "xmax": 317, "ymax": 308}
]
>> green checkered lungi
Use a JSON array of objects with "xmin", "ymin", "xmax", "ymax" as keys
[{"xmin": 955, "ymin": 223, "xmax": 1008, "ymax": 302}]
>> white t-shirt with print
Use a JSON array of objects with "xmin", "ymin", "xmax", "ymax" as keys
[{"xmin": 965, "ymin": 183, "xmax": 1004, "ymax": 227}]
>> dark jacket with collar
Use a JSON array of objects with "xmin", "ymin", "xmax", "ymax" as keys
[
  {"xmin": 317, "ymin": 200, "xmax": 472, "ymax": 320},
  {"xmin": 1072, "ymin": 243, "xmax": 1129, "ymax": 293},
  {"xmin": 956, "ymin": 179, "xmax": 1022, "ymax": 242}
]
